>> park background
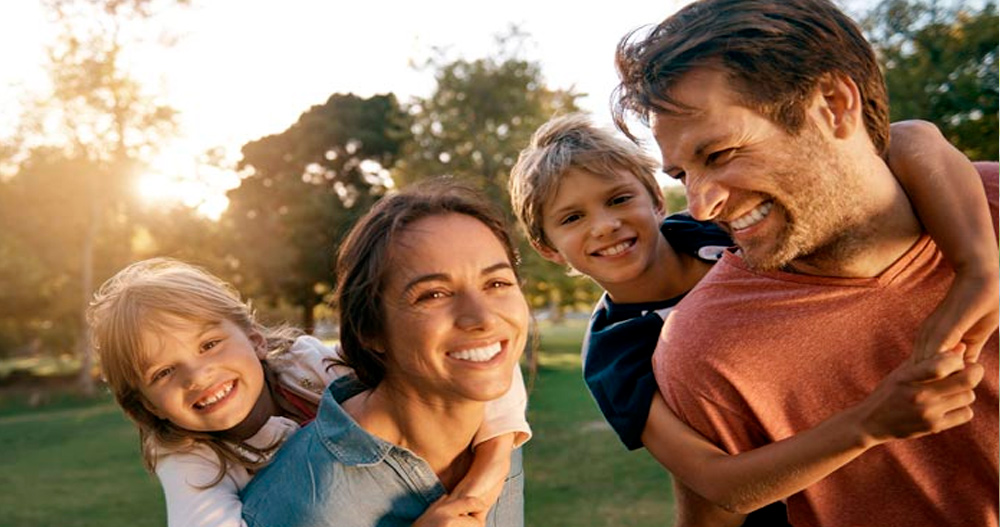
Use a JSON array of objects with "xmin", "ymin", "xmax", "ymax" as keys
[{"xmin": 0, "ymin": 1, "xmax": 995, "ymax": 525}]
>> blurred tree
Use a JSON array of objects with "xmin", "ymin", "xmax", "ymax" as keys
[
  {"xmin": 0, "ymin": 0, "xmax": 186, "ymax": 390},
  {"xmin": 861, "ymin": 0, "xmax": 998, "ymax": 160},
  {"xmin": 224, "ymin": 93, "xmax": 410, "ymax": 333},
  {"xmin": 397, "ymin": 26, "xmax": 600, "ymax": 318}
]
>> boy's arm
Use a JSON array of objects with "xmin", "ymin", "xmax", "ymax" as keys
[
  {"xmin": 157, "ymin": 451, "xmax": 248, "ymax": 527},
  {"xmin": 643, "ymin": 350, "xmax": 983, "ymax": 514},
  {"xmin": 886, "ymin": 120, "xmax": 999, "ymax": 362}
]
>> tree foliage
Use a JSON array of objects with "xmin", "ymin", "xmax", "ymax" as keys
[
  {"xmin": 862, "ymin": 0, "xmax": 999, "ymax": 160},
  {"xmin": 224, "ymin": 93, "xmax": 410, "ymax": 332}
]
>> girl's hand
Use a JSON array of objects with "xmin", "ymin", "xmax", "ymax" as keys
[
  {"xmin": 450, "ymin": 434, "xmax": 513, "ymax": 519},
  {"xmin": 857, "ymin": 347, "xmax": 984, "ymax": 446},
  {"xmin": 914, "ymin": 264, "xmax": 999, "ymax": 363},
  {"xmin": 412, "ymin": 495, "xmax": 487, "ymax": 527}
]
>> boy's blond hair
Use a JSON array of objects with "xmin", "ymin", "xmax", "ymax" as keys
[
  {"xmin": 509, "ymin": 112, "xmax": 664, "ymax": 252},
  {"xmin": 87, "ymin": 257, "xmax": 300, "ymax": 480}
]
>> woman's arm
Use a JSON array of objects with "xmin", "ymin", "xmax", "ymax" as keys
[
  {"xmin": 886, "ymin": 120, "xmax": 999, "ymax": 362},
  {"xmin": 644, "ymin": 349, "xmax": 983, "ymax": 514},
  {"xmin": 156, "ymin": 450, "xmax": 250, "ymax": 527}
]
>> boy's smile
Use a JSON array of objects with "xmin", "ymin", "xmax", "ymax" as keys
[{"xmin": 538, "ymin": 167, "xmax": 671, "ymax": 299}]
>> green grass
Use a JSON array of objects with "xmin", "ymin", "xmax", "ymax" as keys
[{"xmin": 0, "ymin": 321, "xmax": 674, "ymax": 526}]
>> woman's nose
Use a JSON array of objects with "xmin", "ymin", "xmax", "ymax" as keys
[{"xmin": 455, "ymin": 292, "xmax": 497, "ymax": 331}]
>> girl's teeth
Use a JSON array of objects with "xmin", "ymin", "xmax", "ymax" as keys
[
  {"xmin": 448, "ymin": 342, "xmax": 502, "ymax": 362},
  {"xmin": 731, "ymin": 202, "xmax": 773, "ymax": 230},
  {"xmin": 195, "ymin": 381, "xmax": 233, "ymax": 408}
]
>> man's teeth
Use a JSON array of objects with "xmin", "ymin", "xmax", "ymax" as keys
[
  {"xmin": 730, "ymin": 202, "xmax": 773, "ymax": 230},
  {"xmin": 596, "ymin": 240, "xmax": 633, "ymax": 256},
  {"xmin": 194, "ymin": 381, "xmax": 233, "ymax": 409},
  {"xmin": 448, "ymin": 342, "xmax": 502, "ymax": 362}
]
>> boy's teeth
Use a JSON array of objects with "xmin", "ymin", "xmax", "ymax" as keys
[
  {"xmin": 448, "ymin": 342, "xmax": 502, "ymax": 363},
  {"xmin": 194, "ymin": 381, "xmax": 234, "ymax": 409},
  {"xmin": 597, "ymin": 240, "xmax": 633, "ymax": 256},
  {"xmin": 730, "ymin": 202, "xmax": 773, "ymax": 230}
]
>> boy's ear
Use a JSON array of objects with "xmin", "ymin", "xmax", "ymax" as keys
[
  {"xmin": 815, "ymin": 72, "xmax": 862, "ymax": 140},
  {"xmin": 531, "ymin": 240, "xmax": 567, "ymax": 265}
]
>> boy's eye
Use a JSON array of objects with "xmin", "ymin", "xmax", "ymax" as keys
[{"xmin": 609, "ymin": 194, "xmax": 633, "ymax": 206}]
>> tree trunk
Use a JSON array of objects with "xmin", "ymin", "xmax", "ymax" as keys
[
  {"xmin": 76, "ymin": 196, "xmax": 98, "ymax": 395},
  {"xmin": 302, "ymin": 300, "xmax": 316, "ymax": 335}
]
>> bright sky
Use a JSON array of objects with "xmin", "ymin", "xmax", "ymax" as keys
[{"xmin": 0, "ymin": 0, "xmax": 877, "ymax": 218}]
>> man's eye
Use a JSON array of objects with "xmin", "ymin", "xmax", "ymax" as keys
[{"xmin": 707, "ymin": 148, "xmax": 736, "ymax": 165}]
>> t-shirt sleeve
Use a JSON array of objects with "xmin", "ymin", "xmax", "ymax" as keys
[
  {"xmin": 156, "ymin": 450, "xmax": 251, "ymax": 527},
  {"xmin": 582, "ymin": 310, "xmax": 664, "ymax": 450},
  {"xmin": 476, "ymin": 365, "xmax": 532, "ymax": 448}
]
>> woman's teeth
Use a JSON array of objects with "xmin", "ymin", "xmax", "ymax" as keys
[
  {"xmin": 730, "ymin": 202, "xmax": 773, "ymax": 230},
  {"xmin": 194, "ymin": 381, "xmax": 234, "ymax": 409},
  {"xmin": 448, "ymin": 342, "xmax": 502, "ymax": 362}
]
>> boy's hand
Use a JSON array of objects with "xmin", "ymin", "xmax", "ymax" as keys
[
  {"xmin": 858, "ymin": 348, "xmax": 984, "ymax": 446},
  {"xmin": 915, "ymin": 265, "xmax": 999, "ymax": 363},
  {"xmin": 412, "ymin": 495, "xmax": 487, "ymax": 527}
]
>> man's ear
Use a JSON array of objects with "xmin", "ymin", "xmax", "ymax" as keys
[
  {"xmin": 815, "ymin": 72, "xmax": 862, "ymax": 140},
  {"xmin": 531, "ymin": 240, "xmax": 567, "ymax": 266}
]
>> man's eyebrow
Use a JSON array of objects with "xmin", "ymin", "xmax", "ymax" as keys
[
  {"xmin": 664, "ymin": 136, "xmax": 726, "ymax": 175},
  {"xmin": 401, "ymin": 262, "xmax": 514, "ymax": 295}
]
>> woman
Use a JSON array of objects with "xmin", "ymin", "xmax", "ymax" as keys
[{"xmin": 240, "ymin": 179, "xmax": 529, "ymax": 527}]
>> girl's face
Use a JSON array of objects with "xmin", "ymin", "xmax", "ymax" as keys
[
  {"xmin": 378, "ymin": 213, "xmax": 529, "ymax": 404},
  {"xmin": 137, "ymin": 316, "xmax": 266, "ymax": 433}
]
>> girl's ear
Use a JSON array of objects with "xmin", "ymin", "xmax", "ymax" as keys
[
  {"xmin": 141, "ymin": 398, "xmax": 165, "ymax": 420},
  {"xmin": 249, "ymin": 330, "xmax": 267, "ymax": 359}
]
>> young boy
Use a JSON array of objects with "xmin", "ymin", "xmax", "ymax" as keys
[{"xmin": 509, "ymin": 113, "xmax": 996, "ymax": 525}]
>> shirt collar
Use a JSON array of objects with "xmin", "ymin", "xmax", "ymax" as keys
[{"xmin": 314, "ymin": 375, "xmax": 393, "ymax": 466}]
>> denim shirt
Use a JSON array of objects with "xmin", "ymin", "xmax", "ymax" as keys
[{"xmin": 241, "ymin": 375, "xmax": 524, "ymax": 527}]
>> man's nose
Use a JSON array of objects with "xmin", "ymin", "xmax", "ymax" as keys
[{"xmin": 686, "ymin": 174, "xmax": 727, "ymax": 221}]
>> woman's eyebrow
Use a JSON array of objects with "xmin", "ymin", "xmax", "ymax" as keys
[{"xmin": 401, "ymin": 262, "xmax": 513, "ymax": 295}]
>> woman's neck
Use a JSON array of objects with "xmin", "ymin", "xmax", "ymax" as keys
[{"xmin": 342, "ymin": 384, "xmax": 483, "ymax": 491}]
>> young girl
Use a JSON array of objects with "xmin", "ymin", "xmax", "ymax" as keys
[{"xmin": 88, "ymin": 257, "xmax": 531, "ymax": 527}]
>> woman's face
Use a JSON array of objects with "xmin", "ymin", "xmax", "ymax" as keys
[{"xmin": 378, "ymin": 213, "xmax": 529, "ymax": 404}]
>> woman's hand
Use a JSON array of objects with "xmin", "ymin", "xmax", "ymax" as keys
[{"xmin": 412, "ymin": 495, "xmax": 487, "ymax": 527}]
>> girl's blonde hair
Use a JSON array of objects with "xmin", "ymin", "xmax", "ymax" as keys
[{"xmin": 87, "ymin": 257, "xmax": 300, "ymax": 480}]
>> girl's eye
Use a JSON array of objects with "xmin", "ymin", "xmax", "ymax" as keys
[
  {"xmin": 201, "ymin": 339, "xmax": 222, "ymax": 353},
  {"xmin": 559, "ymin": 213, "xmax": 581, "ymax": 226},
  {"xmin": 150, "ymin": 366, "xmax": 174, "ymax": 383},
  {"xmin": 609, "ymin": 194, "xmax": 633, "ymax": 206}
]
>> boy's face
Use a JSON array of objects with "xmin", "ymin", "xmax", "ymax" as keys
[{"xmin": 537, "ymin": 167, "xmax": 666, "ymax": 290}]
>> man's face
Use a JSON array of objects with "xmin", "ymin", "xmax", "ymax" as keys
[{"xmin": 649, "ymin": 67, "xmax": 865, "ymax": 271}]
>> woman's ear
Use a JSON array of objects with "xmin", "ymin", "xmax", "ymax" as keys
[{"xmin": 815, "ymin": 72, "xmax": 862, "ymax": 140}]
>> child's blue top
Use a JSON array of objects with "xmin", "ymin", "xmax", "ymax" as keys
[{"xmin": 581, "ymin": 212, "xmax": 730, "ymax": 450}]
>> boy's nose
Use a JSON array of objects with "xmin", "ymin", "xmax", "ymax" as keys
[{"xmin": 590, "ymin": 213, "xmax": 622, "ymax": 238}]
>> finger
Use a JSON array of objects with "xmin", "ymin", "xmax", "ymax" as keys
[
  {"xmin": 961, "ymin": 316, "xmax": 999, "ymax": 363},
  {"xmin": 440, "ymin": 496, "xmax": 487, "ymax": 516},
  {"xmin": 917, "ymin": 363, "xmax": 985, "ymax": 397},
  {"xmin": 905, "ymin": 351, "xmax": 966, "ymax": 382}
]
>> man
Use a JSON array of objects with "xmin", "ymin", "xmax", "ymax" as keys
[{"xmin": 612, "ymin": 1, "xmax": 999, "ymax": 526}]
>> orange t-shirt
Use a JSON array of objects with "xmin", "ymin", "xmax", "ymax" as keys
[{"xmin": 654, "ymin": 164, "xmax": 999, "ymax": 527}]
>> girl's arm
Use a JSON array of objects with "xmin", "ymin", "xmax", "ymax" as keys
[
  {"xmin": 644, "ymin": 349, "xmax": 983, "ymax": 514},
  {"xmin": 886, "ymin": 120, "xmax": 999, "ymax": 362},
  {"xmin": 450, "ymin": 366, "xmax": 531, "ymax": 512},
  {"xmin": 156, "ymin": 450, "xmax": 249, "ymax": 527}
]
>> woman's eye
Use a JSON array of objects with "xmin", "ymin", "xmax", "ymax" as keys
[
  {"xmin": 487, "ymin": 279, "xmax": 514, "ymax": 290},
  {"xmin": 416, "ymin": 290, "xmax": 449, "ymax": 302}
]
